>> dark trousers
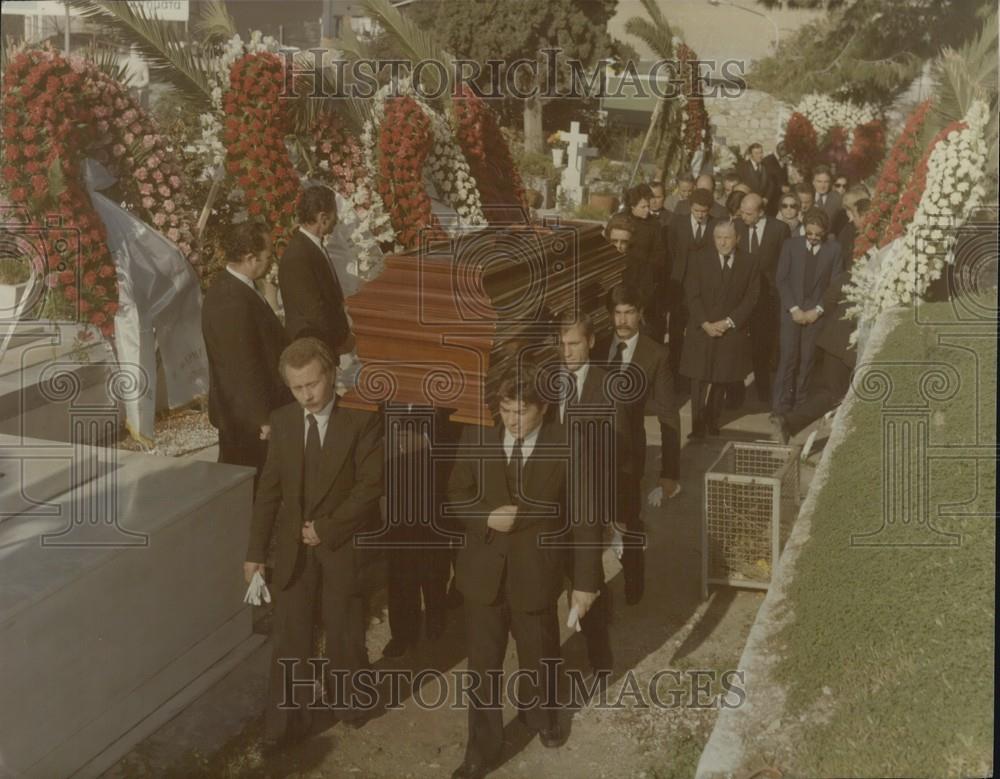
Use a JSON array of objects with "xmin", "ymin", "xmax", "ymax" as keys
[
  {"xmin": 265, "ymin": 544, "xmax": 369, "ymax": 740},
  {"xmin": 579, "ymin": 582, "xmax": 612, "ymax": 670},
  {"xmin": 618, "ymin": 470, "xmax": 645, "ymax": 603},
  {"xmin": 387, "ymin": 543, "xmax": 447, "ymax": 642},
  {"xmin": 774, "ymin": 315, "xmax": 821, "ymax": 413},
  {"xmin": 690, "ymin": 380, "xmax": 725, "ymax": 429},
  {"xmin": 659, "ymin": 423, "xmax": 680, "ymax": 480},
  {"xmin": 750, "ymin": 284, "xmax": 779, "ymax": 400},
  {"xmin": 463, "ymin": 593, "xmax": 560, "ymax": 765},
  {"xmin": 218, "ymin": 426, "xmax": 268, "ymax": 493},
  {"xmin": 784, "ymin": 349, "xmax": 852, "ymax": 436},
  {"xmin": 665, "ymin": 283, "xmax": 688, "ymax": 377}
]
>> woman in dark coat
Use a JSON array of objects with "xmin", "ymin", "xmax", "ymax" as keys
[{"xmin": 623, "ymin": 183, "xmax": 668, "ymax": 340}]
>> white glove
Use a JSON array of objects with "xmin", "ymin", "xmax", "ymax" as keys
[
  {"xmin": 611, "ymin": 530, "xmax": 624, "ymax": 561},
  {"xmin": 243, "ymin": 570, "xmax": 271, "ymax": 606},
  {"xmin": 567, "ymin": 605, "xmax": 582, "ymax": 633},
  {"xmin": 647, "ymin": 486, "xmax": 664, "ymax": 507}
]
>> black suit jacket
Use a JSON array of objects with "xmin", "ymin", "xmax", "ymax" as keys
[
  {"xmin": 736, "ymin": 159, "xmax": 769, "ymax": 196},
  {"xmin": 248, "ymin": 400, "xmax": 384, "ymax": 591},
  {"xmin": 201, "ymin": 269, "xmax": 291, "ymax": 436},
  {"xmin": 735, "ymin": 217, "xmax": 790, "ymax": 289},
  {"xmin": 593, "ymin": 333, "xmax": 677, "ymax": 480},
  {"xmin": 447, "ymin": 422, "xmax": 603, "ymax": 611},
  {"xmin": 776, "ymin": 236, "xmax": 843, "ymax": 314},
  {"xmin": 279, "ymin": 228, "xmax": 351, "ymax": 354},
  {"xmin": 667, "ymin": 211, "xmax": 717, "ymax": 284},
  {"xmin": 679, "ymin": 248, "xmax": 760, "ymax": 383},
  {"xmin": 761, "ymin": 154, "xmax": 787, "ymax": 214}
]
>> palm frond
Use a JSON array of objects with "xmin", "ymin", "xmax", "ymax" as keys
[
  {"xmin": 359, "ymin": 0, "xmax": 454, "ymax": 97},
  {"xmin": 623, "ymin": 0, "xmax": 678, "ymax": 61},
  {"xmin": 194, "ymin": 0, "xmax": 237, "ymax": 47},
  {"xmin": 83, "ymin": 41, "xmax": 131, "ymax": 84},
  {"xmin": 66, "ymin": 0, "xmax": 216, "ymax": 110},
  {"xmin": 931, "ymin": 10, "xmax": 998, "ymax": 128}
]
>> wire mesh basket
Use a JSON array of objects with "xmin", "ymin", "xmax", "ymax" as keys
[{"xmin": 702, "ymin": 441, "xmax": 801, "ymax": 597}]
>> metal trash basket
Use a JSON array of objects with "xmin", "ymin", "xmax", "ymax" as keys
[{"xmin": 702, "ymin": 441, "xmax": 801, "ymax": 597}]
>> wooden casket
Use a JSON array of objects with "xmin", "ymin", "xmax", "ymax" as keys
[{"xmin": 343, "ymin": 219, "xmax": 625, "ymax": 425}]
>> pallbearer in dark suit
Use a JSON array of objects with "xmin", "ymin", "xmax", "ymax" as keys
[
  {"xmin": 596, "ymin": 285, "xmax": 680, "ymax": 605},
  {"xmin": 279, "ymin": 185, "xmax": 355, "ymax": 356},
  {"xmin": 381, "ymin": 404, "xmax": 451, "ymax": 659},
  {"xmin": 245, "ymin": 338, "xmax": 384, "ymax": 749},
  {"xmin": 201, "ymin": 221, "xmax": 291, "ymax": 488},
  {"xmin": 666, "ymin": 188, "xmax": 717, "ymax": 378},
  {"xmin": 735, "ymin": 194, "xmax": 790, "ymax": 402},
  {"xmin": 548, "ymin": 311, "xmax": 637, "ymax": 673},
  {"xmin": 761, "ymin": 143, "xmax": 790, "ymax": 216},
  {"xmin": 447, "ymin": 368, "xmax": 603, "ymax": 779},
  {"xmin": 774, "ymin": 208, "xmax": 842, "ymax": 413},
  {"xmin": 680, "ymin": 222, "xmax": 761, "ymax": 437}
]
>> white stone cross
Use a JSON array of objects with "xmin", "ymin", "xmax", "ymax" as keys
[{"xmin": 559, "ymin": 121, "xmax": 597, "ymax": 207}]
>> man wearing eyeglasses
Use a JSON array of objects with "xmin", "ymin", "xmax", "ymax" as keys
[
  {"xmin": 777, "ymin": 196, "xmax": 802, "ymax": 234},
  {"xmin": 773, "ymin": 208, "xmax": 842, "ymax": 415}
]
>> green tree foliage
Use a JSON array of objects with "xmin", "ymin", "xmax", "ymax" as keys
[
  {"xmin": 748, "ymin": 0, "xmax": 992, "ymax": 107},
  {"xmin": 407, "ymin": 0, "xmax": 625, "ymax": 152}
]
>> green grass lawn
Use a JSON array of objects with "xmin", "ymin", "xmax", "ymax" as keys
[{"xmin": 771, "ymin": 299, "xmax": 996, "ymax": 777}]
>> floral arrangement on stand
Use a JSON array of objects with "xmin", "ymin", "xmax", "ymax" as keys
[
  {"xmin": 453, "ymin": 85, "xmax": 525, "ymax": 210},
  {"xmin": 373, "ymin": 94, "xmax": 436, "ymax": 250},
  {"xmin": 1, "ymin": 47, "xmax": 200, "ymax": 337},
  {"xmin": 222, "ymin": 51, "xmax": 300, "ymax": 255},
  {"xmin": 311, "ymin": 111, "xmax": 395, "ymax": 279},
  {"xmin": 677, "ymin": 43, "xmax": 710, "ymax": 157},
  {"xmin": 782, "ymin": 94, "xmax": 886, "ymax": 180},
  {"xmin": 853, "ymin": 100, "xmax": 936, "ymax": 259},
  {"xmin": 844, "ymin": 100, "xmax": 990, "ymax": 335}
]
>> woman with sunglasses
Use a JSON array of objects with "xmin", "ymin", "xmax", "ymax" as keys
[{"xmin": 777, "ymin": 196, "xmax": 801, "ymax": 234}]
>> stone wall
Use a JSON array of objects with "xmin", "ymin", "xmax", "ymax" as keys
[{"xmin": 706, "ymin": 88, "xmax": 791, "ymax": 157}]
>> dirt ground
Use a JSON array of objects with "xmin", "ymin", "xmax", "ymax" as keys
[{"xmin": 108, "ymin": 398, "xmax": 812, "ymax": 779}]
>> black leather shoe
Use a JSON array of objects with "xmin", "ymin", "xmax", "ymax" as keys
[
  {"xmin": 537, "ymin": 723, "xmax": 565, "ymax": 749},
  {"xmin": 451, "ymin": 758, "xmax": 498, "ymax": 779},
  {"xmin": 706, "ymin": 418, "xmax": 721, "ymax": 436},
  {"xmin": 687, "ymin": 423, "xmax": 706, "ymax": 440},
  {"xmin": 382, "ymin": 637, "xmax": 410, "ymax": 658},
  {"xmin": 772, "ymin": 414, "xmax": 791, "ymax": 445}
]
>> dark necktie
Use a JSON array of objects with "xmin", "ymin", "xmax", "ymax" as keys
[
  {"xmin": 749, "ymin": 224, "xmax": 760, "ymax": 254},
  {"xmin": 505, "ymin": 437, "xmax": 523, "ymax": 498},
  {"xmin": 818, "ymin": 193, "xmax": 826, "ymax": 207},
  {"xmin": 610, "ymin": 340, "xmax": 627, "ymax": 371},
  {"xmin": 303, "ymin": 413, "xmax": 322, "ymax": 512},
  {"xmin": 564, "ymin": 371, "xmax": 578, "ymax": 408},
  {"xmin": 695, "ymin": 223, "xmax": 704, "ymax": 243},
  {"xmin": 721, "ymin": 254, "xmax": 733, "ymax": 281}
]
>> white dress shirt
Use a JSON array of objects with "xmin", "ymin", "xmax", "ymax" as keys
[
  {"xmin": 559, "ymin": 362, "xmax": 590, "ymax": 423},
  {"xmin": 503, "ymin": 424, "xmax": 541, "ymax": 462},
  {"xmin": 609, "ymin": 332, "xmax": 640, "ymax": 365},
  {"xmin": 304, "ymin": 396, "xmax": 336, "ymax": 447},
  {"xmin": 690, "ymin": 214, "xmax": 705, "ymax": 241},
  {"xmin": 751, "ymin": 216, "xmax": 766, "ymax": 249}
]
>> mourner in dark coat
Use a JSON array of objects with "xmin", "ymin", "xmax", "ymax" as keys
[
  {"xmin": 447, "ymin": 368, "xmax": 603, "ymax": 777},
  {"xmin": 774, "ymin": 208, "xmax": 843, "ymax": 413},
  {"xmin": 279, "ymin": 185, "xmax": 354, "ymax": 357},
  {"xmin": 679, "ymin": 221, "xmax": 761, "ymax": 437},
  {"xmin": 201, "ymin": 221, "xmax": 291, "ymax": 487},
  {"xmin": 666, "ymin": 188, "xmax": 717, "ymax": 377},
  {"xmin": 734, "ymin": 193, "xmax": 791, "ymax": 402},
  {"xmin": 596, "ymin": 284, "xmax": 680, "ymax": 605},
  {"xmin": 245, "ymin": 338, "xmax": 384, "ymax": 748}
]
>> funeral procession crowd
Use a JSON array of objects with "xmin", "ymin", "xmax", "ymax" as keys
[{"xmin": 201, "ymin": 142, "xmax": 865, "ymax": 777}]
